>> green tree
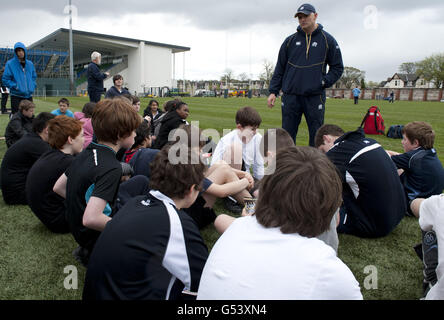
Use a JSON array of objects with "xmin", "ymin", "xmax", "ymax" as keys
[
  {"xmin": 399, "ymin": 62, "xmax": 417, "ymax": 74},
  {"xmin": 416, "ymin": 54, "xmax": 444, "ymax": 88},
  {"xmin": 340, "ymin": 67, "xmax": 366, "ymax": 89}
]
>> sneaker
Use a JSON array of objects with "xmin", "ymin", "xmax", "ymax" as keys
[
  {"xmin": 223, "ymin": 197, "xmax": 243, "ymax": 214},
  {"xmin": 72, "ymin": 246, "xmax": 90, "ymax": 267}
]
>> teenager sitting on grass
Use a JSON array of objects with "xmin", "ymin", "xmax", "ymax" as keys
[
  {"xmin": 123, "ymin": 120, "xmax": 152, "ymax": 164},
  {"xmin": 53, "ymin": 98, "xmax": 146, "ymax": 266},
  {"xmin": 26, "ymin": 115, "xmax": 84, "ymax": 233},
  {"xmin": 315, "ymin": 124, "xmax": 406, "ymax": 238},
  {"xmin": 1, "ymin": 112, "xmax": 55, "ymax": 205},
  {"xmin": 4, "ymin": 99, "xmax": 35, "ymax": 148},
  {"xmin": 74, "ymin": 102, "xmax": 95, "ymax": 149},
  {"xmin": 167, "ymin": 124, "xmax": 254, "ymax": 229},
  {"xmin": 152, "ymin": 100, "xmax": 189, "ymax": 150},
  {"xmin": 143, "ymin": 99, "xmax": 163, "ymax": 135},
  {"xmin": 197, "ymin": 147, "xmax": 363, "ymax": 300},
  {"xmin": 82, "ymin": 147, "xmax": 208, "ymax": 300},
  {"xmin": 387, "ymin": 121, "xmax": 444, "ymax": 218},
  {"xmin": 210, "ymin": 106, "xmax": 264, "ymax": 213},
  {"xmin": 411, "ymin": 194, "xmax": 444, "ymax": 300},
  {"xmin": 51, "ymin": 98, "xmax": 74, "ymax": 118},
  {"xmin": 214, "ymin": 128, "xmax": 340, "ymax": 253}
]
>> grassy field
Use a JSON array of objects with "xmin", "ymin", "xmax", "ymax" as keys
[{"xmin": 1, "ymin": 95, "xmax": 443, "ymax": 300}]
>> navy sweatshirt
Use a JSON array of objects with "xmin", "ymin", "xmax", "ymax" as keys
[{"xmin": 269, "ymin": 24, "xmax": 344, "ymax": 96}]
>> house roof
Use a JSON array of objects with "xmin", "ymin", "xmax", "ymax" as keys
[
  {"xmin": 390, "ymin": 73, "xmax": 419, "ymax": 83},
  {"xmin": 28, "ymin": 28, "xmax": 190, "ymax": 62}
]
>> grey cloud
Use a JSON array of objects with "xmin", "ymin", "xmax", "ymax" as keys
[{"xmin": 3, "ymin": 0, "xmax": 444, "ymax": 30}]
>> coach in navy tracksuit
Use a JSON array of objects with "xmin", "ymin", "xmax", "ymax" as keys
[
  {"xmin": 87, "ymin": 51, "xmax": 109, "ymax": 103},
  {"xmin": 268, "ymin": 4, "xmax": 344, "ymax": 147}
]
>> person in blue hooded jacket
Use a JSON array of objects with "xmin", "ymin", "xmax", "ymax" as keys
[
  {"xmin": 267, "ymin": 4, "xmax": 344, "ymax": 147},
  {"xmin": 1, "ymin": 42, "xmax": 37, "ymax": 115}
]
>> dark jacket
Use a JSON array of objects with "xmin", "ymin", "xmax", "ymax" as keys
[
  {"xmin": 104, "ymin": 86, "xmax": 130, "ymax": 99},
  {"xmin": 152, "ymin": 111, "xmax": 186, "ymax": 150},
  {"xmin": 269, "ymin": 24, "xmax": 344, "ymax": 96},
  {"xmin": 0, "ymin": 132, "xmax": 51, "ymax": 205},
  {"xmin": 5, "ymin": 111, "xmax": 34, "ymax": 148},
  {"xmin": 2, "ymin": 42, "xmax": 37, "ymax": 98},
  {"xmin": 87, "ymin": 62, "xmax": 107, "ymax": 93},
  {"xmin": 143, "ymin": 109, "xmax": 164, "ymax": 135}
]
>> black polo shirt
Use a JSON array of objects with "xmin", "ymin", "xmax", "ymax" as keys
[
  {"xmin": 327, "ymin": 128, "xmax": 406, "ymax": 237},
  {"xmin": 1, "ymin": 132, "xmax": 51, "ymax": 205},
  {"xmin": 65, "ymin": 142, "xmax": 122, "ymax": 250},
  {"xmin": 26, "ymin": 149, "xmax": 74, "ymax": 232},
  {"xmin": 83, "ymin": 191, "xmax": 208, "ymax": 300}
]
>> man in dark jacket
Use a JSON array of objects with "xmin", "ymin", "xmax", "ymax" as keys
[
  {"xmin": 87, "ymin": 51, "xmax": 109, "ymax": 103},
  {"xmin": 1, "ymin": 42, "xmax": 37, "ymax": 115},
  {"xmin": 268, "ymin": 4, "xmax": 344, "ymax": 147}
]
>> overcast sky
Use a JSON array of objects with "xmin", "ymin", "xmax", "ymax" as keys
[{"xmin": 1, "ymin": 0, "xmax": 444, "ymax": 82}]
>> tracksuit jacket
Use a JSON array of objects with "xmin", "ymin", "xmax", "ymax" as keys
[
  {"xmin": 2, "ymin": 42, "xmax": 37, "ymax": 99},
  {"xmin": 269, "ymin": 24, "xmax": 344, "ymax": 96}
]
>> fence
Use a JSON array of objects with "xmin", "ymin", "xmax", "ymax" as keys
[{"xmin": 326, "ymin": 88, "xmax": 444, "ymax": 102}]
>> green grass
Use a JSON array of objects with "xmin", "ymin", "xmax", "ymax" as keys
[{"xmin": 1, "ymin": 96, "xmax": 442, "ymax": 300}]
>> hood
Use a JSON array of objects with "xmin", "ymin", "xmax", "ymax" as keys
[
  {"xmin": 74, "ymin": 112, "xmax": 86, "ymax": 120},
  {"xmin": 161, "ymin": 110, "xmax": 181, "ymax": 123},
  {"xmin": 14, "ymin": 42, "xmax": 27, "ymax": 60},
  {"xmin": 297, "ymin": 23, "xmax": 323, "ymax": 36}
]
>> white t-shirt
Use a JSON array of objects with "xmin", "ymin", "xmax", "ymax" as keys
[
  {"xmin": 210, "ymin": 129, "xmax": 264, "ymax": 180},
  {"xmin": 419, "ymin": 194, "xmax": 444, "ymax": 300},
  {"xmin": 197, "ymin": 216, "xmax": 363, "ymax": 300}
]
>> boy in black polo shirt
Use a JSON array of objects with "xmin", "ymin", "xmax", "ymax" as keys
[
  {"xmin": 54, "ymin": 99, "xmax": 141, "ymax": 262},
  {"xmin": 83, "ymin": 147, "xmax": 208, "ymax": 300},
  {"xmin": 26, "ymin": 116, "xmax": 84, "ymax": 233},
  {"xmin": 315, "ymin": 124, "xmax": 406, "ymax": 238},
  {"xmin": 1, "ymin": 112, "xmax": 55, "ymax": 205},
  {"xmin": 387, "ymin": 121, "xmax": 444, "ymax": 217}
]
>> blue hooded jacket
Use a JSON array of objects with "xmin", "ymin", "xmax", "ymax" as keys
[
  {"xmin": 1, "ymin": 42, "xmax": 37, "ymax": 98},
  {"xmin": 269, "ymin": 24, "xmax": 344, "ymax": 96}
]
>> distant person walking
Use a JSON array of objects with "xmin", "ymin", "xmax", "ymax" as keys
[
  {"xmin": 1, "ymin": 42, "xmax": 37, "ymax": 115},
  {"xmin": 352, "ymin": 86, "xmax": 361, "ymax": 105},
  {"xmin": 268, "ymin": 3, "xmax": 344, "ymax": 146},
  {"xmin": 87, "ymin": 51, "xmax": 109, "ymax": 103},
  {"xmin": 389, "ymin": 90, "xmax": 395, "ymax": 103}
]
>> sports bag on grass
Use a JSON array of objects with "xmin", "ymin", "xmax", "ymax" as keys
[
  {"xmin": 387, "ymin": 125, "xmax": 404, "ymax": 139},
  {"xmin": 360, "ymin": 106, "xmax": 385, "ymax": 135}
]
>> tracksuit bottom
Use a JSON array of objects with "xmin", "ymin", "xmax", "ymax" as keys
[{"xmin": 281, "ymin": 93, "xmax": 326, "ymax": 147}]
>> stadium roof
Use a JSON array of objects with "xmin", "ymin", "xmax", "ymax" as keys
[{"xmin": 28, "ymin": 28, "xmax": 190, "ymax": 62}]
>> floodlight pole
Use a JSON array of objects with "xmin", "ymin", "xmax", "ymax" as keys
[{"xmin": 69, "ymin": 0, "xmax": 74, "ymax": 96}]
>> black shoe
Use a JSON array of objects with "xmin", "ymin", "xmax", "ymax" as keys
[
  {"xmin": 72, "ymin": 246, "xmax": 90, "ymax": 267},
  {"xmin": 223, "ymin": 197, "xmax": 243, "ymax": 214}
]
